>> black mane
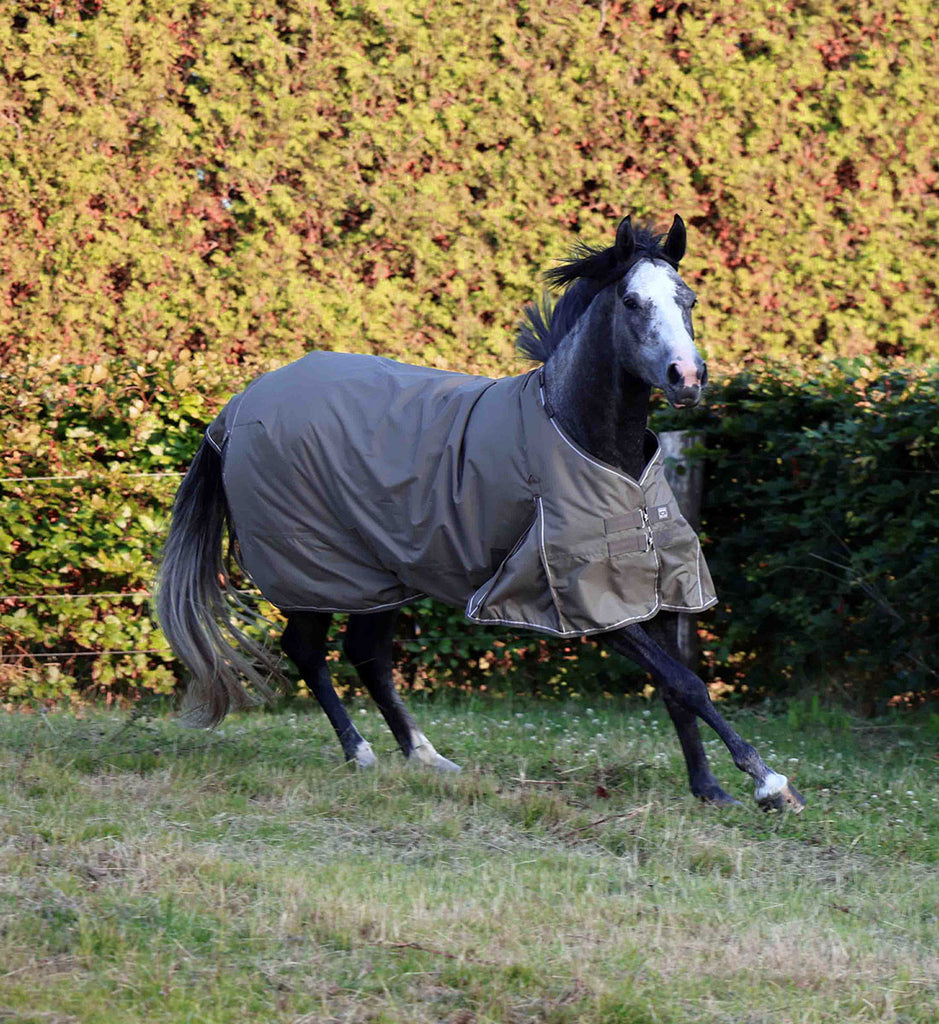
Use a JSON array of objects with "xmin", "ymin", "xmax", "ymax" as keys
[{"xmin": 517, "ymin": 224, "xmax": 671, "ymax": 363}]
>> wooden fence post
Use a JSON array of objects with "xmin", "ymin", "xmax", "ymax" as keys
[{"xmin": 659, "ymin": 430, "xmax": 705, "ymax": 671}]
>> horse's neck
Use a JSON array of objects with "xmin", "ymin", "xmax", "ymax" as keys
[{"xmin": 543, "ymin": 291, "xmax": 651, "ymax": 480}]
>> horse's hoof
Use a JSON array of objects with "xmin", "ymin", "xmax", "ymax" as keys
[
  {"xmin": 409, "ymin": 749, "xmax": 462, "ymax": 773},
  {"xmin": 407, "ymin": 731, "xmax": 462, "ymax": 772},
  {"xmin": 697, "ymin": 788, "xmax": 743, "ymax": 808},
  {"xmin": 691, "ymin": 775, "xmax": 742, "ymax": 806},
  {"xmin": 755, "ymin": 772, "xmax": 806, "ymax": 813},
  {"xmin": 353, "ymin": 740, "xmax": 378, "ymax": 769}
]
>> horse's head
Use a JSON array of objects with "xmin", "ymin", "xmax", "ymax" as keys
[
  {"xmin": 610, "ymin": 216, "xmax": 707, "ymax": 409},
  {"xmin": 521, "ymin": 215, "xmax": 709, "ymax": 415}
]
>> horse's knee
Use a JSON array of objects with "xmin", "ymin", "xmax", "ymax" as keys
[
  {"xmin": 662, "ymin": 664, "xmax": 711, "ymax": 712},
  {"xmin": 661, "ymin": 688, "xmax": 695, "ymax": 725}
]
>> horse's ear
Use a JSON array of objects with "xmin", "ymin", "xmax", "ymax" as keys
[
  {"xmin": 615, "ymin": 216, "xmax": 635, "ymax": 261},
  {"xmin": 663, "ymin": 214, "xmax": 686, "ymax": 264}
]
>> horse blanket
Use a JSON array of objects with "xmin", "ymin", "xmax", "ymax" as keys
[{"xmin": 206, "ymin": 351, "xmax": 717, "ymax": 637}]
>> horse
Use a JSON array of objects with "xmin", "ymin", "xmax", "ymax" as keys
[{"xmin": 156, "ymin": 214, "xmax": 805, "ymax": 812}]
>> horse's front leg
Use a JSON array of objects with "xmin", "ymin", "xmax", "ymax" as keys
[
  {"xmin": 344, "ymin": 610, "xmax": 461, "ymax": 772},
  {"xmin": 603, "ymin": 624, "xmax": 805, "ymax": 812},
  {"xmin": 660, "ymin": 692, "xmax": 741, "ymax": 806},
  {"xmin": 644, "ymin": 613, "xmax": 740, "ymax": 806}
]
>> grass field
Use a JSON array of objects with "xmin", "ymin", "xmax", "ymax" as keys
[{"xmin": 1, "ymin": 694, "xmax": 936, "ymax": 1023}]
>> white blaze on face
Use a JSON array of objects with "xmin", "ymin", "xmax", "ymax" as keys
[{"xmin": 627, "ymin": 261, "xmax": 697, "ymax": 372}]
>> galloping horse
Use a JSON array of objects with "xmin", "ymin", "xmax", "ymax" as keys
[{"xmin": 156, "ymin": 215, "xmax": 805, "ymax": 812}]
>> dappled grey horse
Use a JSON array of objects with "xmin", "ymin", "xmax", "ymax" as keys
[{"xmin": 156, "ymin": 215, "xmax": 805, "ymax": 812}]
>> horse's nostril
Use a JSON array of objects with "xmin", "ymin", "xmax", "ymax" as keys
[
  {"xmin": 701, "ymin": 363, "xmax": 709, "ymax": 388},
  {"xmin": 667, "ymin": 362, "xmax": 683, "ymax": 386}
]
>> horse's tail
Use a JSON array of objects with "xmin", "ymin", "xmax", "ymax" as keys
[{"xmin": 155, "ymin": 438, "xmax": 280, "ymax": 727}]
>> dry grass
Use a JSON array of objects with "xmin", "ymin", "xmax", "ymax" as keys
[{"xmin": 0, "ymin": 696, "xmax": 936, "ymax": 1023}]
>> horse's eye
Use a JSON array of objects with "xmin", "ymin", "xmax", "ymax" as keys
[{"xmin": 624, "ymin": 296, "xmax": 640, "ymax": 311}]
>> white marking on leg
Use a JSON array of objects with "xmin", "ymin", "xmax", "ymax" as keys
[
  {"xmin": 353, "ymin": 738, "xmax": 377, "ymax": 769},
  {"xmin": 754, "ymin": 771, "xmax": 788, "ymax": 801},
  {"xmin": 407, "ymin": 730, "xmax": 461, "ymax": 772}
]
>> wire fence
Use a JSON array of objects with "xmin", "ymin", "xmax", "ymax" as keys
[
  {"xmin": 3, "ymin": 470, "xmax": 179, "ymax": 668},
  {"xmin": 0, "ymin": 471, "xmax": 185, "ymax": 484},
  {"xmin": 1, "ymin": 468, "xmax": 562, "ymax": 668},
  {"xmin": 2, "ymin": 459, "xmax": 935, "ymax": 487},
  {"xmin": 0, "ymin": 627, "xmax": 551, "ymax": 663},
  {"xmin": 25, "ymin": 444, "xmax": 935, "ymax": 670},
  {"xmin": 0, "ymin": 592, "xmax": 152, "ymax": 602},
  {"xmin": 0, "ymin": 579, "xmax": 546, "ymax": 665},
  {"xmin": 1, "ymin": 648, "xmax": 172, "ymax": 662}
]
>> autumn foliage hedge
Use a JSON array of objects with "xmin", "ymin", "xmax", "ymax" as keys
[
  {"xmin": 1, "ymin": 0, "xmax": 937, "ymax": 706},
  {"xmin": 3, "ymin": 0, "xmax": 937, "ymax": 371}
]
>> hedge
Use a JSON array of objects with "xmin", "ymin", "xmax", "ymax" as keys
[
  {"xmin": 1, "ymin": 0, "xmax": 937, "ymax": 375},
  {"xmin": 2, "ymin": 0, "xmax": 937, "ymax": 707},
  {"xmin": 657, "ymin": 361, "xmax": 938, "ymax": 710},
  {"xmin": 2, "ymin": 356, "xmax": 935, "ymax": 709}
]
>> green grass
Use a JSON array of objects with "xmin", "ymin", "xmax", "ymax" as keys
[{"xmin": 1, "ymin": 694, "xmax": 936, "ymax": 1023}]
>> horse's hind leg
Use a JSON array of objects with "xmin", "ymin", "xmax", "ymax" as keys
[
  {"xmin": 281, "ymin": 611, "xmax": 377, "ymax": 768},
  {"xmin": 344, "ymin": 610, "xmax": 461, "ymax": 772},
  {"xmin": 646, "ymin": 613, "xmax": 740, "ymax": 806}
]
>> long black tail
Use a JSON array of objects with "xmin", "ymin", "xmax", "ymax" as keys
[{"xmin": 155, "ymin": 439, "xmax": 280, "ymax": 726}]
